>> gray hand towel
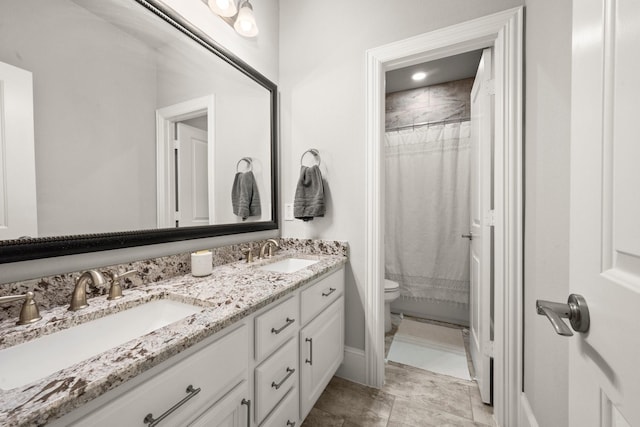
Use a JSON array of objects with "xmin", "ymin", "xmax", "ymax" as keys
[
  {"xmin": 294, "ymin": 165, "xmax": 325, "ymax": 221},
  {"xmin": 232, "ymin": 171, "xmax": 261, "ymax": 220}
]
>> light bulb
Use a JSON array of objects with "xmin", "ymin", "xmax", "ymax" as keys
[
  {"xmin": 209, "ymin": 0, "xmax": 237, "ymax": 18},
  {"xmin": 234, "ymin": 1, "xmax": 258, "ymax": 37}
]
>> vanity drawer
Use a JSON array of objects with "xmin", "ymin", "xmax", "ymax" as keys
[
  {"xmin": 259, "ymin": 387, "xmax": 299, "ymax": 427},
  {"xmin": 71, "ymin": 325, "xmax": 248, "ymax": 427},
  {"xmin": 255, "ymin": 296, "xmax": 299, "ymax": 361},
  {"xmin": 301, "ymin": 268, "xmax": 344, "ymax": 325},
  {"xmin": 254, "ymin": 337, "xmax": 298, "ymax": 424}
]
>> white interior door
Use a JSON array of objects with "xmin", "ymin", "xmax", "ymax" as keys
[
  {"xmin": 568, "ymin": 0, "xmax": 640, "ymax": 426},
  {"xmin": 469, "ymin": 48, "xmax": 493, "ymax": 404},
  {"xmin": 176, "ymin": 123, "xmax": 210, "ymax": 227},
  {"xmin": 0, "ymin": 61, "xmax": 37, "ymax": 239}
]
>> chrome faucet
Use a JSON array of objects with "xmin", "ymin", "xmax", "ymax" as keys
[
  {"xmin": 69, "ymin": 270, "xmax": 106, "ymax": 311},
  {"xmin": 105, "ymin": 270, "xmax": 137, "ymax": 300},
  {"xmin": 0, "ymin": 291, "xmax": 42, "ymax": 325},
  {"xmin": 259, "ymin": 239, "xmax": 280, "ymax": 259}
]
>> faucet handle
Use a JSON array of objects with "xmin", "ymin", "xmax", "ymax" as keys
[
  {"xmin": 105, "ymin": 270, "xmax": 137, "ymax": 300},
  {"xmin": 0, "ymin": 291, "xmax": 42, "ymax": 325},
  {"xmin": 242, "ymin": 246, "xmax": 255, "ymax": 263}
]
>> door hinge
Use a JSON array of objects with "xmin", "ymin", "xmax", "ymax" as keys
[
  {"xmin": 174, "ymin": 211, "xmax": 181, "ymax": 221},
  {"xmin": 486, "ymin": 79, "xmax": 495, "ymax": 95},
  {"xmin": 173, "ymin": 139, "xmax": 180, "ymax": 150},
  {"xmin": 486, "ymin": 210, "xmax": 496, "ymax": 227},
  {"xmin": 484, "ymin": 340, "xmax": 494, "ymax": 357}
]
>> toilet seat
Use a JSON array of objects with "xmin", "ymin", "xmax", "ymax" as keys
[{"xmin": 384, "ymin": 279, "xmax": 399, "ymax": 292}]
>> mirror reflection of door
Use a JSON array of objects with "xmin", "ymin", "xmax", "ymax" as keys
[
  {"xmin": 0, "ymin": 60, "xmax": 38, "ymax": 240},
  {"xmin": 175, "ymin": 120, "xmax": 209, "ymax": 228}
]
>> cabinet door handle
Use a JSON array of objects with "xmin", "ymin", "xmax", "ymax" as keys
[
  {"xmin": 271, "ymin": 317, "xmax": 295, "ymax": 334},
  {"xmin": 271, "ymin": 367, "xmax": 295, "ymax": 390},
  {"xmin": 305, "ymin": 337, "xmax": 313, "ymax": 365},
  {"xmin": 143, "ymin": 384, "xmax": 201, "ymax": 426},
  {"xmin": 287, "ymin": 421, "xmax": 296, "ymax": 426},
  {"xmin": 241, "ymin": 398, "xmax": 251, "ymax": 427},
  {"xmin": 321, "ymin": 287, "xmax": 336, "ymax": 297}
]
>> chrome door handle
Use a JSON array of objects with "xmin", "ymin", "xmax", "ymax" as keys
[
  {"xmin": 536, "ymin": 294, "xmax": 590, "ymax": 337},
  {"xmin": 461, "ymin": 233, "xmax": 473, "ymax": 240}
]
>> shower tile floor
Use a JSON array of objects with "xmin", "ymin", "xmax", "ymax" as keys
[{"xmin": 302, "ymin": 314, "xmax": 495, "ymax": 427}]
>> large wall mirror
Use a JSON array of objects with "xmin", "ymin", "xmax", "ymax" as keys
[{"xmin": 0, "ymin": 0, "xmax": 278, "ymax": 263}]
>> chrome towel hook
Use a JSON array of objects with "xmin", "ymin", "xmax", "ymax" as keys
[
  {"xmin": 300, "ymin": 149, "xmax": 321, "ymax": 167},
  {"xmin": 236, "ymin": 157, "xmax": 252, "ymax": 172}
]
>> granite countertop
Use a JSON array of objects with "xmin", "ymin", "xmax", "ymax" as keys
[{"xmin": 0, "ymin": 250, "xmax": 347, "ymax": 426}]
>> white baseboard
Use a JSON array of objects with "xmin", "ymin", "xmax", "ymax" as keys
[
  {"xmin": 519, "ymin": 393, "xmax": 540, "ymax": 427},
  {"xmin": 335, "ymin": 346, "xmax": 366, "ymax": 385}
]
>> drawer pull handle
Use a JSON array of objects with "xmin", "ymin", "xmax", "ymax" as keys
[
  {"xmin": 143, "ymin": 384, "xmax": 201, "ymax": 426},
  {"xmin": 271, "ymin": 317, "xmax": 295, "ymax": 334},
  {"xmin": 322, "ymin": 287, "xmax": 336, "ymax": 297},
  {"xmin": 241, "ymin": 398, "xmax": 251, "ymax": 427},
  {"xmin": 305, "ymin": 337, "xmax": 313, "ymax": 365},
  {"xmin": 271, "ymin": 367, "xmax": 296, "ymax": 390},
  {"xmin": 287, "ymin": 421, "xmax": 296, "ymax": 427}
]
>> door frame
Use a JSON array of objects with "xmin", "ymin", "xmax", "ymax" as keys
[
  {"xmin": 156, "ymin": 95, "xmax": 215, "ymax": 228},
  {"xmin": 363, "ymin": 7, "xmax": 523, "ymax": 427}
]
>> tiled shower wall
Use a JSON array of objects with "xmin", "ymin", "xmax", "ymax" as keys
[{"xmin": 385, "ymin": 77, "xmax": 474, "ymax": 131}]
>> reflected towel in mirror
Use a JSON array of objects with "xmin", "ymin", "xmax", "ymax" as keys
[
  {"xmin": 294, "ymin": 165, "xmax": 325, "ymax": 221},
  {"xmin": 232, "ymin": 171, "xmax": 261, "ymax": 220}
]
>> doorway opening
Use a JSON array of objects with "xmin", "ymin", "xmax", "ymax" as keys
[
  {"xmin": 156, "ymin": 95, "xmax": 215, "ymax": 228},
  {"xmin": 364, "ymin": 8, "xmax": 523, "ymax": 427},
  {"xmin": 382, "ymin": 48, "xmax": 492, "ymax": 403}
]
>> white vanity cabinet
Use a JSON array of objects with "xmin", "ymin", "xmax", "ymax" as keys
[
  {"xmin": 55, "ymin": 324, "xmax": 250, "ymax": 427},
  {"xmin": 253, "ymin": 267, "xmax": 345, "ymax": 427},
  {"xmin": 49, "ymin": 265, "xmax": 345, "ymax": 427},
  {"xmin": 299, "ymin": 296, "xmax": 344, "ymax": 419}
]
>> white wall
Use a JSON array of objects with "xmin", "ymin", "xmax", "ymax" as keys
[
  {"xmin": 279, "ymin": 0, "xmax": 523, "ymax": 350},
  {"xmin": 522, "ymin": 0, "xmax": 572, "ymax": 426}
]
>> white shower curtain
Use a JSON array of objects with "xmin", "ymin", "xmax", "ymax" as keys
[{"xmin": 384, "ymin": 121, "xmax": 470, "ymax": 306}]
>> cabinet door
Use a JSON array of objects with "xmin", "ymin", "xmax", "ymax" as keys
[
  {"xmin": 299, "ymin": 297, "xmax": 344, "ymax": 419},
  {"xmin": 189, "ymin": 381, "xmax": 250, "ymax": 427},
  {"xmin": 69, "ymin": 325, "xmax": 248, "ymax": 427}
]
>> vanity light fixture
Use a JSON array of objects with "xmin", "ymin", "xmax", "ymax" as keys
[
  {"xmin": 208, "ymin": 0, "xmax": 237, "ymax": 17},
  {"xmin": 234, "ymin": 0, "xmax": 259, "ymax": 37},
  {"xmin": 208, "ymin": 0, "xmax": 259, "ymax": 38},
  {"xmin": 412, "ymin": 71, "xmax": 427, "ymax": 81}
]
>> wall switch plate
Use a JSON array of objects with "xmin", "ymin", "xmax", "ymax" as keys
[{"xmin": 284, "ymin": 203, "xmax": 294, "ymax": 221}]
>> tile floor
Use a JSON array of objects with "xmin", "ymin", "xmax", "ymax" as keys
[{"xmin": 302, "ymin": 315, "xmax": 495, "ymax": 427}]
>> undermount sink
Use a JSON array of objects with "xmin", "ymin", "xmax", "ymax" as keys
[
  {"xmin": 0, "ymin": 299, "xmax": 201, "ymax": 391},
  {"xmin": 258, "ymin": 258, "xmax": 319, "ymax": 273}
]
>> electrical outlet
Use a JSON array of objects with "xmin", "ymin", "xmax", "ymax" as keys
[{"xmin": 284, "ymin": 203, "xmax": 294, "ymax": 221}]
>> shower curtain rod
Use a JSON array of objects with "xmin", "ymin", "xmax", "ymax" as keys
[{"xmin": 385, "ymin": 117, "xmax": 470, "ymax": 133}]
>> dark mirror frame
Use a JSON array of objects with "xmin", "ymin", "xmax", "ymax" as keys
[{"xmin": 0, "ymin": 0, "xmax": 278, "ymax": 264}]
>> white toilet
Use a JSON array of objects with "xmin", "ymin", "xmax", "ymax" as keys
[{"xmin": 384, "ymin": 279, "xmax": 400, "ymax": 333}]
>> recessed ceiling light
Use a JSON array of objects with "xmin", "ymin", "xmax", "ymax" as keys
[{"xmin": 412, "ymin": 71, "xmax": 427, "ymax": 81}]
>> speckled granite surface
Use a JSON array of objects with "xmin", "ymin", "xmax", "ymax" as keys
[
  {"xmin": 0, "ymin": 240, "xmax": 348, "ymax": 426},
  {"xmin": 0, "ymin": 239, "xmax": 348, "ymax": 322}
]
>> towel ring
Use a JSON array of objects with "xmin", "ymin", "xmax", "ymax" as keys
[
  {"xmin": 236, "ymin": 157, "xmax": 252, "ymax": 172},
  {"xmin": 300, "ymin": 149, "xmax": 321, "ymax": 167}
]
